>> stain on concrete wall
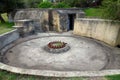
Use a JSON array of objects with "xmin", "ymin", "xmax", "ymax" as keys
[{"xmin": 74, "ymin": 18, "xmax": 120, "ymax": 46}]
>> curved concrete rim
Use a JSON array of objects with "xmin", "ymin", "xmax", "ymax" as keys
[
  {"xmin": 1, "ymin": 62, "xmax": 120, "ymax": 77},
  {"xmin": 0, "ymin": 32, "xmax": 120, "ymax": 77}
]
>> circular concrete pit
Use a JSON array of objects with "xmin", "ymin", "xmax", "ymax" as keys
[
  {"xmin": 1, "ymin": 32, "xmax": 120, "ymax": 77},
  {"xmin": 3, "ymin": 35, "xmax": 109, "ymax": 71}
]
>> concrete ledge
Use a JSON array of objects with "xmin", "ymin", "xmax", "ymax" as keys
[
  {"xmin": 0, "ymin": 29, "xmax": 19, "ymax": 50},
  {"xmin": 1, "ymin": 62, "xmax": 120, "ymax": 77},
  {"xmin": 73, "ymin": 18, "xmax": 120, "ymax": 46}
]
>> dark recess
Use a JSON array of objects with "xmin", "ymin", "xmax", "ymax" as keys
[
  {"xmin": 49, "ymin": 10, "xmax": 54, "ymax": 31},
  {"xmin": 117, "ymin": 45, "xmax": 120, "ymax": 48},
  {"xmin": 68, "ymin": 14, "xmax": 76, "ymax": 30}
]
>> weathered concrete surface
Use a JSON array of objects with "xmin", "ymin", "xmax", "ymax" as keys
[
  {"xmin": 73, "ymin": 18, "xmax": 120, "ymax": 46},
  {"xmin": 51, "ymin": 10, "xmax": 61, "ymax": 32},
  {"xmin": 14, "ymin": 19, "xmax": 35, "ymax": 37},
  {"xmin": 51, "ymin": 10, "xmax": 70, "ymax": 32},
  {"xmin": 14, "ymin": 9, "xmax": 49, "ymax": 32},
  {"xmin": 51, "ymin": 10, "xmax": 85, "ymax": 32},
  {"xmin": 0, "ymin": 29, "xmax": 19, "ymax": 50},
  {"xmin": 4, "ymin": 36, "xmax": 109, "ymax": 71},
  {"xmin": 14, "ymin": 9, "xmax": 85, "ymax": 32},
  {"xmin": 0, "ymin": 32, "xmax": 120, "ymax": 77},
  {"xmin": 117, "ymin": 29, "xmax": 120, "ymax": 45}
]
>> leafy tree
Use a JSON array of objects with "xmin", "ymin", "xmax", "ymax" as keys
[
  {"xmin": 63, "ymin": 0, "xmax": 102, "ymax": 7},
  {"xmin": 38, "ymin": 1, "xmax": 53, "ymax": 8},
  {"xmin": 43, "ymin": 0, "xmax": 49, "ymax": 2},
  {"xmin": 23, "ymin": 0, "xmax": 42, "ymax": 8},
  {"xmin": 86, "ymin": 0, "xmax": 103, "ymax": 7},
  {"xmin": 102, "ymin": 0, "xmax": 120, "ymax": 20},
  {"xmin": 0, "ymin": 0, "xmax": 42, "ymax": 22},
  {"xmin": 62, "ymin": 0, "xmax": 85, "ymax": 7},
  {"xmin": 0, "ymin": 0, "xmax": 23, "ymax": 22},
  {"xmin": 52, "ymin": 2, "xmax": 71, "ymax": 8}
]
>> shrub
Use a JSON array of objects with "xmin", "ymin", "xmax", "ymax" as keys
[
  {"xmin": 38, "ymin": 1, "xmax": 53, "ymax": 8},
  {"xmin": 63, "ymin": 0, "xmax": 102, "ymax": 7},
  {"xmin": 102, "ymin": 0, "xmax": 120, "ymax": 20},
  {"xmin": 52, "ymin": 2, "xmax": 71, "ymax": 8}
]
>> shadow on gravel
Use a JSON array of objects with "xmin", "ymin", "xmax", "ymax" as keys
[{"xmin": 116, "ymin": 45, "xmax": 120, "ymax": 48}]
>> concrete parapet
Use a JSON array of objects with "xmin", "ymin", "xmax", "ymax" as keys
[{"xmin": 74, "ymin": 18, "xmax": 120, "ymax": 46}]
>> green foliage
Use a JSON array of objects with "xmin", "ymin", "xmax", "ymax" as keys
[
  {"xmin": 52, "ymin": 2, "xmax": 71, "ymax": 8},
  {"xmin": 72, "ymin": 0, "xmax": 87, "ymax": 7},
  {"xmin": 0, "ymin": 0, "xmax": 42, "ymax": 12},
  {"xmin": 37, "ymin": 0, "xmax": 102, "ymax": 8},
  {"xmin": 106, "ymin": 75, "xmax": 120, "ymax": 80},
  {"xmin": 22, "ymin": 0, "xmax": 42, "ymax": 8},
  {"xmin": 62, "ymin": 0, "xmax": 74, "ymax": 6},
  {"xmin": 0, "ymin": 22, "xmax": 14, "ymax": 34},
  {"xmin": 38, "ymin": 1, "xmax": 53, "ymax": 8},
  {"xmin": 43, "ymin": 0, "xmax": 49, "ymax": 2},
  {"xmin": 0, "ymin": 0, "xmax": 24, "ymax": 13},
  {"xmin": 102, "ymin": 0, "xmax": 120, "ymax": 20},
  {"xmin": 0, "ymin": 70, "xmax": 84, "ymax": 80},
  {"xmin": 1, "ymin": 13, "xmax": 8, "ymax": 22},
  {"xmin": 63, "ymin": 0, "xmax": 102, "ymax": 7},
  {"xmin": 0, "ymin": 0, "xmax": 24, "ymax": 22},
  {"xmin": 84, "ymin": 8, "xmax": 103, "ymax": 18},
  {"xmin": 62, "ymin": 0, "xmax": 87, "ymax": 7},
  {"xmin": 38, "ymin": 1, "xmax": 70, "ymax": 8},
  {"xmin": 38, "ymin": 0, "xmax": 102, "ymax": 8}
]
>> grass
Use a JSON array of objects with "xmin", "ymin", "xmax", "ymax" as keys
[
  {"xmin": 0, "ymin": 22, "xmax": 14, "ymax": 34},
  {"xmin": 0, "ymin": 70, "xmax": 84, "ymax": 80},
  {"xmin": 1, "ymin": 70, "xmax": 120, "ymax": 80},
  {"xmin": 106, "ymin": 75, "xmax": 120, "ymax": 80},
  {"xmin": 84, "ymin": 8, "xmax": 103, "ymax": 18},
  {"xmin": 0, "ymin": 13, "xmax": 14, "ymax": 35}
]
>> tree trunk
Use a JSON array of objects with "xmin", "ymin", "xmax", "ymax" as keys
[{"xmin": 0, "ymin": 14, "xmax": 5, "ymax": 23}]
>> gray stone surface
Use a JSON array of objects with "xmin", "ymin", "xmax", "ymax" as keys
[
  {"xmin": 4, "ymin": 35, "xmax": 109, "ymax": 71},
  {"xmin": 0, "ymin": 29, "xmax": 19, "ymax": 50},
  {"xmin": 59, "ymin": 13, "xmax": 69, "ymax": 31},
  {"xmin": 14, "ymin": 19, "xmax": 35, "ymax": 37}
]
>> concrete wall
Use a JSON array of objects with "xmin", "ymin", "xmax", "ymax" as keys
[
  {"xmin": 14, "ymin": 9, "xmax": 49, "ymax": 32},
  {"xmin": 0, "ymin": 30, "xmax": 19, "ymax": 50},
  {"xmin": 52, "ymin": 10, "xmax": 61, "ymax": 32},
  {"xmin": 51, "ymin": 10, "xmax": 69, "ymax": 32},
  {"xmin": 117, "ymin": 29, "xmax": 120, "ymax": 45},
  {"xmin": 14, "ymin": 9, "xmax": 85, "ymax": 32},
  {"xmin": 59, "ymin": 13, "xmax": 69, "ymax": 31},
  {"xmin": 73, "ymin": 18, "xmax": 120, "ymax": 46}
]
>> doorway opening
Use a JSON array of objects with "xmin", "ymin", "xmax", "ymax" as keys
[
  {"xmin": 116, "ymin": 45, "xmax": 120, "ymax": 48},
  {"xmin": 68, "ymin": 14, "xmax": 76, "ymax": 30}
]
